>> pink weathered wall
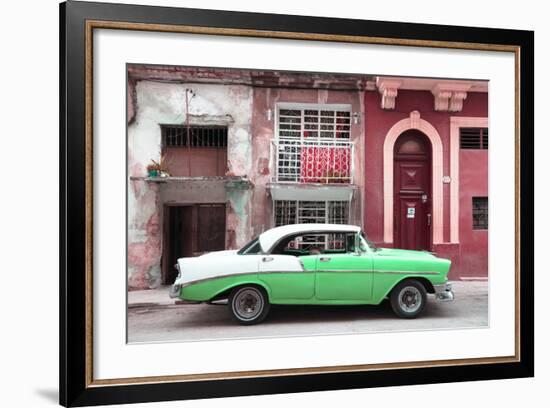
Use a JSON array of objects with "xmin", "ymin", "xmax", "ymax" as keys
[
  {"xmin": 251, "ymin": 87, "xmax": 365, "ymax": 234},
  {"xmin": 363, "ymin": 90, "xmax": 488, "ymax": 280},
  {"xmin": 459, "ymin": 149, "xmax": 489, "ymax": 277},
  {"xmin": 127, "ymin": 65, "xmax": 489, "ymax": 287},
  {"xmin": 127, "ymin": 80, "xmax": 254, "ymax": 289}
]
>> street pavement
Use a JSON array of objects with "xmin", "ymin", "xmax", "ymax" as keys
[{"xmin": 127, "ymin": 281, "xmax": 488, "ymax": 343}]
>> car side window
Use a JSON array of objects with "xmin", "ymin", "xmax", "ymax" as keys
[{"xmin": 274, "ymin": 232, "xmax": 356, "ymax": 256}]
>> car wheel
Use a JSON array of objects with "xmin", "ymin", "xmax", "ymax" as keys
[
  {"xmin": 229, "ymin": 286, "xmax": 270, "ymax": 325},
  {"xmin": 390, "ymin": 279, "xmax": 427, "ymax": 318}
]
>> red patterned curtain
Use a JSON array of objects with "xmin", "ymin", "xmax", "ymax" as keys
[{"xmin": 300, "ymin": 146, "xmax": 350, "ymax": 183}]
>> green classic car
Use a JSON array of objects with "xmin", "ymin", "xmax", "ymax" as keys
[{"xmin": 169, "ymin": 224, "xmax": 454, "ymax": 324}]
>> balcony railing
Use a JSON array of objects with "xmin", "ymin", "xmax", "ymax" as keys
[{"xmin": 272, "ymin": 138, "xmax": 354, "ymax": 184}]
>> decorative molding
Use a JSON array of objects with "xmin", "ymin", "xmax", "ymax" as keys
[
  {"xmin": 383, "ymin": 112, "xmax": 444, "ymax": 244},
  {"xmin": 449, "ymin": 91, "xmax": 468, "ymax": 112},
  {"xmin": 375, "ymin": 77, "xmax": 484, "ymax": 112},
  {"xmin": 377, "ymin": 78, "xmax": 402, "ymax": 110},
  {"xmin": 433, "ymin": 89, "xmax": 453, "ymax": 111},
  {"xmin": 432, "ymin": 83, "xmax": 471, "ymax": 112},
  {"xmin": 409, "ymin": 110, "xmax": 421, "ymax": 128}
]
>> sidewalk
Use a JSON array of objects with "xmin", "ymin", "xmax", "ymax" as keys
[
  {"xmin": 128, "ymin": 286, "xmax": 173, "ymax": 308},
  {"xmin": 127, "ymin": 280, "xmax": 487, "ymax": 308}
]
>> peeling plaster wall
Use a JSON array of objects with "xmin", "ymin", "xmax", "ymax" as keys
[
  {"xmin": 128, "ymin": 81, "xmax": 253, "ymax": 289},
  {"xmin": 128, "ymin": 75, "xmax": 367, "ymax": 289},
  {"xmin": 251, "ymin": 87, "xmax": 365, "ymax": 231}
]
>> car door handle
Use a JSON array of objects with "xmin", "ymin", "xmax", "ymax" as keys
[
  {"xmin": 319, "ymin": 257, "xmax": 331, "ymax": 262},
  {"xmin": 262, "ymin": 256, "xmax": 274, "ymax": 262}
]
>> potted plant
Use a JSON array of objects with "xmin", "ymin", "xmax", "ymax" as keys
[
  {"xmin": 146, "ymin": 154, "xmax": 171, "ymax": 178},
  {"xmin": 146, "ymin": 160, "xmax": 160, "ymax": 178},
  {"xmin": 157, "ymin": 153, "xmax": 171, "ymax": 178}
]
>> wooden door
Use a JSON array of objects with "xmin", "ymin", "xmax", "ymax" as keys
[
  {"xmin": 164, "ymin": 206, "xmax": 194, "ymax": 284},
  {"xmin": 162, "ymin": 204, "xmax": 226, "ymax": 284},
  {"xmin": 197, "ymin": 205, "xmax": 226, "ymax": 253},
  {"xmin": 393, "ymin": 130, "xmax": 432, "ymax": 250}
]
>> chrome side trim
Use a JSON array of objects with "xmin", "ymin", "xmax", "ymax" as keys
[
  {"xmin": 179, "ymin": 270, "xmax": 315, "ymax": 288},
  {"xmin": 316, "ymin": 269, "xmax": 441, "ymax": 275},
  {"xmin": 179, "ymin": 269, "xmax": 442, "ymax": 288},
  {"xmin": 372, "ymin": 270, "xmax": 441, "ymax": 275}
]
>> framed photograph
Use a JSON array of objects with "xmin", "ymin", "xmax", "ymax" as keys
[{"xmin": 60, "ymin": 1, "xmax": 534, "ymax": 406}]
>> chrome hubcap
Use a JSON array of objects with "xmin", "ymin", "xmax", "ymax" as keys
[
  {"xmin": 398, "ymin": 286, "xmax": 422, "ymax": 313},
  {"xmin": 233, "ymin": 289, "xmax": 263, "ymax": 320}
]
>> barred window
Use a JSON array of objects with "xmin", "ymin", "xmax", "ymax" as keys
[
  {"xmin": 161, "ymin": 125, "xmax": 228, "ymax": 177},
  {"xmin": 472, "ymin": 197, "xmax": 488, "ymax": 230},
  {"xmin": 460, "ymin": 127, "xmax": 488, "ymax": 150},
  {"xmin": 274, "ymin": 200, "xmax": 349, "ymax": 226},
  {"xmin": 161, "ymin": 125, "xmax": 227, "ymax": 148},
  {"xmin": 274, "ymin": 200, "xmax": 350, "ymax": 250},
  {"xmin": 278, "ymin": 108, "xmax": 351, "ymax": 140},
  {"xmin": 276, "ymin": 105, "xmax": 353, "ymax": 183}
]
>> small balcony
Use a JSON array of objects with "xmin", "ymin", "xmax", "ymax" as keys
[{"xmin": 271, "ymin": 138, "xmax": 354, "ymax": 184}]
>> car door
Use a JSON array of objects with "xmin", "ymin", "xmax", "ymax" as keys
[
  {"xmin": 258, "ymin": 254, "xmax": 315, "ymax": 300},
  {"xmin": 314, "ymin": 251, "xmax": 374, "ymax": 301}
]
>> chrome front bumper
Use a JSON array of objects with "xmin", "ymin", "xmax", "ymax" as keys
[{"xmin": 434, "ymin": 283, "xmax": 454, "ymax": 301}]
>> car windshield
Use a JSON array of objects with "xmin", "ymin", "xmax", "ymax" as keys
[
  {"xmin": 237, "ymin": 236, "xmax": 262, "ymax": 255},
  {"xmin": 361, "ymin": 231, "xmax": 378, "ymax": 251}
]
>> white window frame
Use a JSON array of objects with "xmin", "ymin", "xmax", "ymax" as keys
[
  {"xmin": 273, "ymin": 103, "xmax": 354, "ymax": 183},
  {"xmin": 275, "ymin": 102, "xmax": 353, "ymax": 142},
  {"xmin": 273, "ymin": 200, "xmax": 350, "ymax": 226}
]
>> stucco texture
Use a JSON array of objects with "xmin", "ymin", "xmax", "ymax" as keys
[{"xmin": 127, "ymin": 81, "xmax": 254, "ymax": 289}]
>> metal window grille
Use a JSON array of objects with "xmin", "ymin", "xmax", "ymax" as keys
[
  {"xmin": 162, "ymin": 125, "xmax": 228, "ymax": 148},
  {"xmin": 275, "ymin": 107, "xmax": 353, "ymax": 183},
  {"xmin": 460, "ymin": 127, "xmax": 488, "ymax": 149},
  {"xmin": 278, "ymin": 109, "xmax": 351, "ymax": 140},
  {"xmin": 274, "ymin": 200, "xmax": 350, "ymax": 249},
  {"xmin": 274, "ymin": 200, "xmax": 349, "ymax": 226},
  {"xmin": 472, "ymin": 197, "xmax": 488, "ymax": 229}
]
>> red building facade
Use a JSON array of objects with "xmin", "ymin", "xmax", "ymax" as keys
[
  {"xmin": 127, "ymin": 66, "xmax": 488, "ymax": 288},
  {"xmin": 363, "ymin": 82, "xmax": 488, "ymax": 279}
]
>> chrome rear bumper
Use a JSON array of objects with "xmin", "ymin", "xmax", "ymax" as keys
[
  {"xmin": 434, "ymin": 283, "xmax": 454, "ymax": 301},
  {"xmin": 169, "ymin": 284, "xmax": 181, "ymax": 299}
]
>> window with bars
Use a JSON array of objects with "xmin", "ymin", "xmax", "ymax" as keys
[
  {"xmin": 160, "ymin": 125, "xmax": 228, "ymax": 177},
  {"xmin": 460, "ymin": 127, "xmax": 489, "ymax": 149},
  {"xmin": 278, "ymin": 108, "xmax": 351, "ymax": 140},
  {"xmin": 274, "ymin": 200, "xmax": 349, "ymax": 226},
  {"xmin": 161, "ymin": 125, "xmax": 228, "ymax": 148},
  {"xmin": 276, "ymin": 105, "xmax": 353, "ymax": 183},
  {"xmin": 472, "ymin": 197, "xmax": 488, "ymax": 230},
  {"xmin": 274, "ymin": 200, "xmax": 350, "ymax": 250}
]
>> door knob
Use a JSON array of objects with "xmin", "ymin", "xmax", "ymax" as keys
[
  {"xmin": 427, "ymin": 213, "xmax": 432, "ymax": 226},
  {"xmin": 262, "ymin": 256, "xmax": 274, "ymax": 262},
  {"xmin": 319, "ymin": 257, "xmax": 331, "ymax": 262}
]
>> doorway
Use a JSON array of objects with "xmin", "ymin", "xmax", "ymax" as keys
[
  {"xmin": 393, "ymin": 130, "xmax": 432, "ymax": 250},
  {"xmin": 162, "ymin": 204, "xmax": 226, "ymax": 284}
]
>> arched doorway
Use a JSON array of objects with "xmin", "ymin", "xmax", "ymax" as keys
[{"xmin": 393, "ymin": 130, "xmax": 432, "ymax": 250}]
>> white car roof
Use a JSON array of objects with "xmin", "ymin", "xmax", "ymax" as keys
[{"xmin": 258, "ymin": 223, "xmax": 361, "ymax": 253}]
